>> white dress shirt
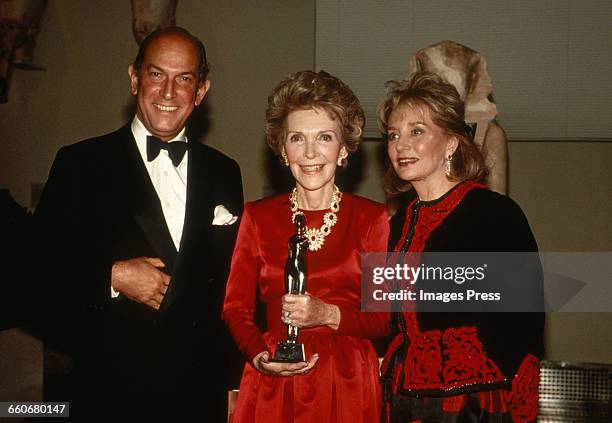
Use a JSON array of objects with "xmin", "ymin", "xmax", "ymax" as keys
[
  {"xmin": 131, "ymin": 116, "xmax": 188, "ymax": 251},
  {"xmin": 111, "ymin": 117, "xmax": 189, "ymax": 298}
]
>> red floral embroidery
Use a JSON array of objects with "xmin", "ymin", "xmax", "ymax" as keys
[
  {"xmin": 443, "ymin": 327, "xmax": 505, "ymax": 387},
  {"xmin": 506, "ymin": 354, "xmax": 540, "ymax": 422},
  {"xmin": 404, "ymin": 330, "xmax": 442, "ymax": 388},
  {"xmin": 394, "ymin": 180, "xmax": 487, "ymax": 253},
  {"xmin": 401, "ymin": 326, "xmax": 504, "ymax": 391}
]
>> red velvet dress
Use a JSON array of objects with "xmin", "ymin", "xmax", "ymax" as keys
[{"xmin": 223, "ymin": 193, "xmax": 391, "ymax": 422}]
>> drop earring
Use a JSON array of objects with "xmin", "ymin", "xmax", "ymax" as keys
[
  {"xmin": 337, "ymin": 148, "xmax": 348, "ymax": 167},
  {"xmin": 444, "ymin": 154, "xmax": 453, "ymax": 177},
  {"xmin": 281, "ymin": 151, "xmax": 289, "ymax": 166}
]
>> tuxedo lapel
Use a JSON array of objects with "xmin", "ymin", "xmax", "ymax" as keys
[
  {"xmin": 182, "ymin": 140, "xmax": 214, "ymax": 249},
  {"xmin": 115, "ymin": 126, "xmax": 178, "ymax": 272},
  {"xmin": 159, "ymin": 141, "xmax": 214, "ymax": 313}
]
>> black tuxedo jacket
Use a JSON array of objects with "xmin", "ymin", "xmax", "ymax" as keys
[{"xmin": 34, "ymin": 124, "xmax": 244, "ymax": 418}]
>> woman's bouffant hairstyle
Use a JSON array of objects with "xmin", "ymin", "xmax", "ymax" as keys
[
  {"xmin": 377, "ymin": 72, "xmax": 486, "ymax": 195},
  {"xmin": 265, "ymin": 70, "xmax": 365, "ymax": 166}
]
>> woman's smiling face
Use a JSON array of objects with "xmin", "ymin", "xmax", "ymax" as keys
[
  {"xmin": 283, "ymin": 108, "xmax": 345, "ymax": 194},
  {"xmin": 387, "ymin": 104, "xmax": 457, "ymax": 185}
]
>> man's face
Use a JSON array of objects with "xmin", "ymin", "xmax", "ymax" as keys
[{"xmin": 128, "ymin": 33, "xmax": 209, "ymax": 141}]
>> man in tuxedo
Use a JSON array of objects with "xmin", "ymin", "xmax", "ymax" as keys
[{"xmin": 34, "ymin": 27, "xmax": 243, "ymax": 421}]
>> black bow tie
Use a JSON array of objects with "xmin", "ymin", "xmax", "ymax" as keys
[{"xmin": 146, "ymin": 136, "xmax": 189, "ymax": 167}]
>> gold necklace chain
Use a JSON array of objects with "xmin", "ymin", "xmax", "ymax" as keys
[{"xmin": 290, "ymin": 185, "xmax": 342, "ymax": 251}]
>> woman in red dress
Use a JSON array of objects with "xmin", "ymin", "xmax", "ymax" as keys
[
  {"xmin": 223, "ymin": 70, "xmax": 390, "ymax": 422},
  {"xmin": 379, "ymin": 72, "xmax": 544, "ymax": 422}
]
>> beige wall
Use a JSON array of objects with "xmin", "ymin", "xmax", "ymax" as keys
[
  {"xmin": 177, "ymin": 1, "xmax": 316, "ymax": 200},
  {"xmin": 0, "ymin": 0, "xmax": 610, "ymax": 403},
  {"xmin": 509, "ymin": 142, "xmax": 612, "ymax": 363}
]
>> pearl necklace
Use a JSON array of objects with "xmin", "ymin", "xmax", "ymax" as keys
[{"xmin": 290, "ymin": 186, "xmax": 342, "ymax": 251}]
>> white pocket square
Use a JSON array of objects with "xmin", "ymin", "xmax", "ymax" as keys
[{"xmin": 212, "ymin": 205, "xmax": 238, "ymax": 225}]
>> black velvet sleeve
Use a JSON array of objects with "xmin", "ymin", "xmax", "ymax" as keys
[{"xmin": 32, "ymin": 144, "xmax": 113, "ymax": 352}]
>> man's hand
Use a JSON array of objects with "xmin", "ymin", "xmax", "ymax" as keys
[{"xmin": 111, "ymin": 257, "xmax": 170, "ymax": 310}]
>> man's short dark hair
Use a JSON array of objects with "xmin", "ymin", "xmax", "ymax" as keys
[{"xmin": 132, "ymin": 26, "xmax": 210, "ymax": 82}]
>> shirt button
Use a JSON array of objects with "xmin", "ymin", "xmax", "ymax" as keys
[
  {"xmin": 166, "ymin": 202, "xmax": 171, "ymax": 208},
  {"xmin": 164, "ymin": 171, "xmax": 168, "ymax": 177}
]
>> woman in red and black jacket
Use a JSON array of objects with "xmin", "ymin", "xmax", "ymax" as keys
[{"xmin": 379, "ymin": 72, "xmax": 544, "ymax": 423}]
